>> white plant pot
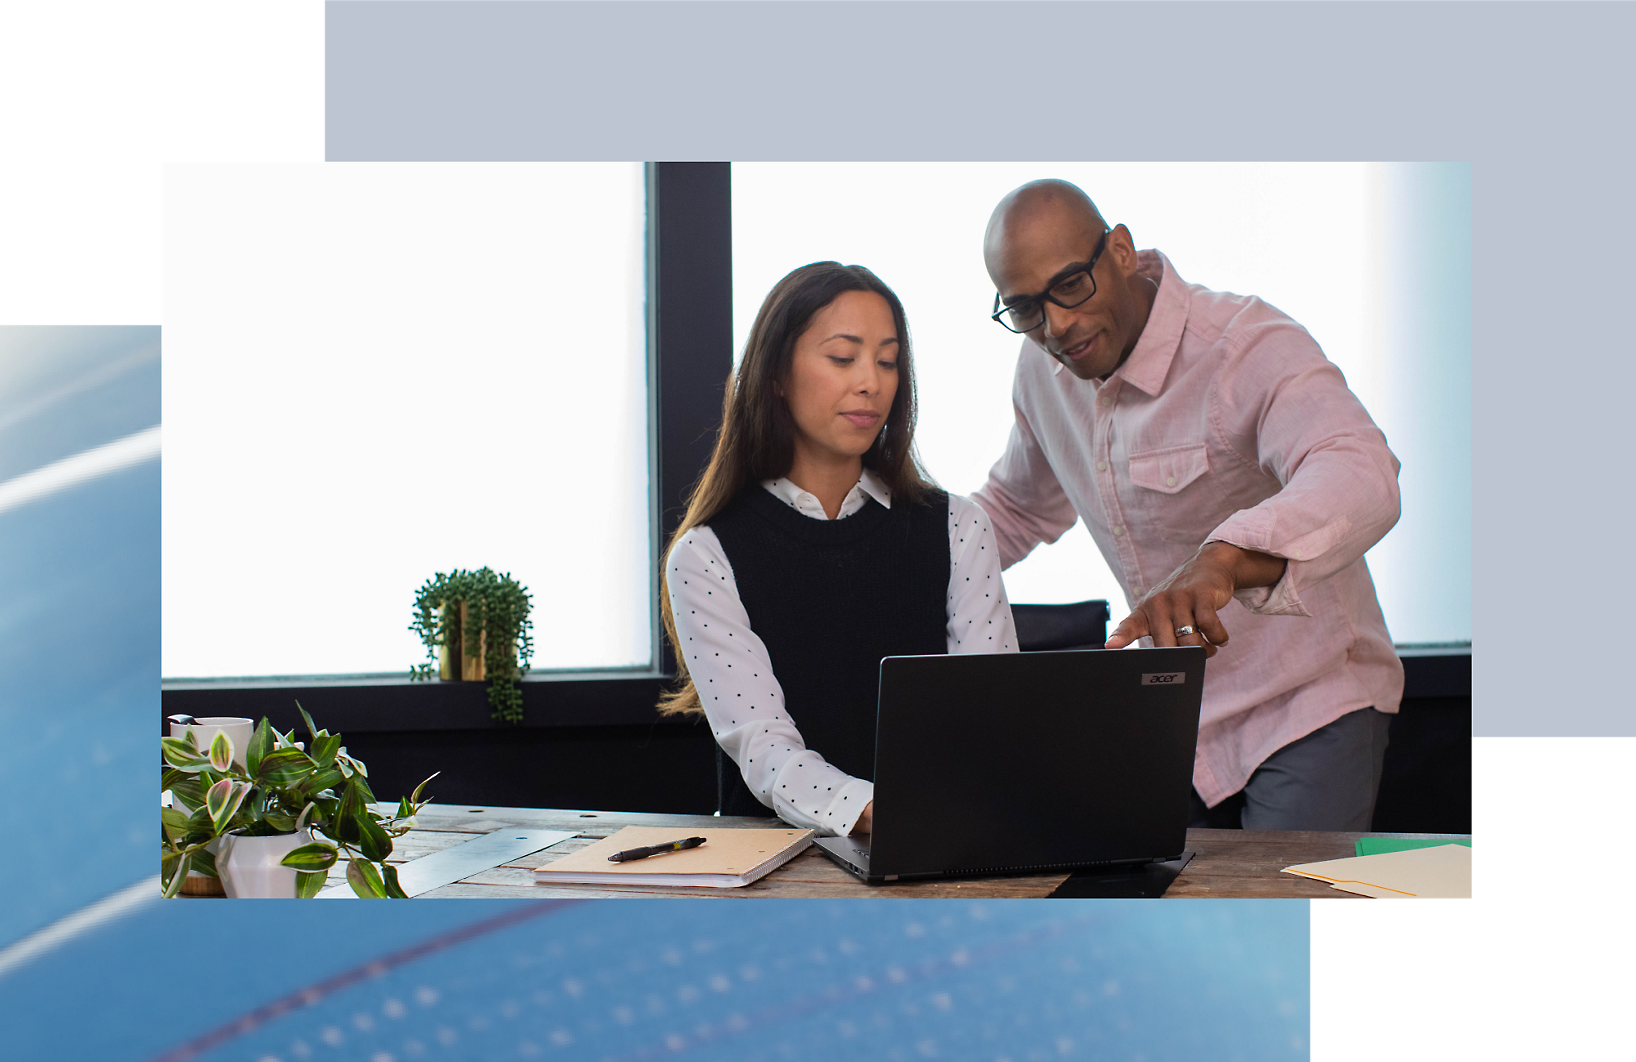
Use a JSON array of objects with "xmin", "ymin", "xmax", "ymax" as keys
[{"xmin": 217, "ymin": 829, "xmax": 314, "ymax": 899}]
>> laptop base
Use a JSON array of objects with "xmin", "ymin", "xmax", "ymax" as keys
[
  {"xmin": 1046, "ymin": 851, "xmax": 1195, "ymax": 899},
  {"xmin": 814, "ymin": 835, "xmax": 1191, "ymax": 892}
]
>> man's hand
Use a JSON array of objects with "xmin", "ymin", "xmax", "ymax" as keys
[
  {"xmin": 1105, "ymin": 542, "xmax": 1287, "ymax": 657},
  {"xmin": 850, "ymin": 801, "xmax": 874, "ymax": 836}
]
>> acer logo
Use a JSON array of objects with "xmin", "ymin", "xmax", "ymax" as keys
[{"xmin": 1141, "ymin": 672, "xmax": 1185, "ymax": 685}]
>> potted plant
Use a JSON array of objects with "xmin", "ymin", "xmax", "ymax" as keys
[
  {"xmin": 160, "ymin": 703, "xmax": 436, "ymax": 899},
  {"xmin": 409, "ymin": 567, "xmax": 534, "ymax": 724}
]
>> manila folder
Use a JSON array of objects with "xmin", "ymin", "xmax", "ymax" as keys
[
  {"xmin": 533, "ymin": 826, "xmax": 814, "ymax": 888},
  {"xmin": 1282, "ymin": 843, "xmax": 1472, "ymax": 898}
]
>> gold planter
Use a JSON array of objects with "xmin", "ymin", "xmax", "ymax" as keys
[{"xmin": 437, "ymin": 600, "xmax": 489, "ymax": 681}]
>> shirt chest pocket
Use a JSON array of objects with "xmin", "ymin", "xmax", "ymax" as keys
[{"xmin": 1128, "ymin": 443, "xmax": 1210, "ymax": 494}]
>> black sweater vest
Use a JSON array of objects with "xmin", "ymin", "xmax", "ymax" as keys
[{"xmin": 706, "ymin": 484, "xmax": 950, "ymax": 817}]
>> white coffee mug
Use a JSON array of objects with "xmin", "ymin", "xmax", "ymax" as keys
[{"xmin": 171, "ymin": 717, "xmax": 254, "ymax": 770}]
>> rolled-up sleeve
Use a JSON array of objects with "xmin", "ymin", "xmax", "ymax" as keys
[
  {"xmin": 972, "ymin": 369, "xmax": 1081, "ymax": 570},
  {"xmin": 1205, "ymin": 320, "xmax": 1402, "ymax": 616},
  {"xmin": 666, "ymin": 527, "xmax": 873, "ymax": 836}
]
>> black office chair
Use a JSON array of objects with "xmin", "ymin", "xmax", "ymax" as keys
[{"xmin": 1011, "ymin": 600, "xmax": 1111, "ymax": 653}]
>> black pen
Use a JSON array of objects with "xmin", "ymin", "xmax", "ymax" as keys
[{"xmin": 607, "ymin": 836, "xmax": 707, "ymax": 862}]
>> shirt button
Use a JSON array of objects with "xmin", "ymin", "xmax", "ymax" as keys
[
  {"xmin": 1113, "ymin": 526, "xmax": 1125, "ymax": 537},
  {"xmin": 1100, "ymin": 394, "xmax": 1112, "ymax": 406},
  {"xmin": 1096, "ymin": 461, "xmax": 1108, "ymax": 472},
  {"xmin": 1165, "ymin": 475, "xmax": 1177, "ymax": 487},
  {"xmin": 1132, "ymin": 586, "xmax": 1144, "ymax": 596}
]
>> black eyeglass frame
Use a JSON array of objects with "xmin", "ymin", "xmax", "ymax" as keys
[{"xmin": 990, "ymin": 229, "xmax": 1112, "ymax": 334}]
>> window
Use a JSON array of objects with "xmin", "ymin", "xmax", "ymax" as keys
[
  {"xmin": 163, "ymin": 163, "xmax": 652, "ymax": 679},
  {"xmin": 732, "ymin": 163, "xmax": 1470, "ymax": 645}
]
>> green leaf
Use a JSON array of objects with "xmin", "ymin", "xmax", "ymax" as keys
[
  {"xmin": 190, "ymin": 846, "xmax": 219, "ymax": 878},
  {"xmin": 163, "ymin": 767, "xmax": 205, "ymax": 801},
  {"xmin": 162, "ymin": 807, "xmax": 192, "ymax": 845},
  {"xmin": 382, "ymin": 863, "xmax": 410, "ymax": 899},
  {"xmin": 245, "ymin": 718, "xmax": 274, "ymax": 777},
  {"xmin": 346, "ymin": 857, "xmax": 387, "ymax": 899},
  {"xmin": 409, "ymin": 771, "xmax": 440, "ymax": 806},
  {"xmin": 297, "ymin": 701, "xmax": 319, "ymax": 741},
  {"xmin": 207, "ymin": 731, "xmax": 234, "ymax": 772},
  {"xmin": 299, "ymin": 767, "xmax": 344, "ymax": 798},
  {"xmin": 262, "ymin": 811, "xmax": 296, "ymax": 834},
  {"xmin": 308, "ymin": 795, "xmax": 341, "ymax": 832},
  {"xmin": 294, "ymin": 870, "xmax": 328, "ymax": 899},
  {"xmin": 186, "ymin": 805, "xmax": 214, "ymax": 836},
  {"xmin": 167, "ymin": 780, "xmax": 206, "ymax": 818},
  {"xmin": 354, "ymin": 807, "xmax": 393, "ymax": 863},
  {"xmin": 204, "ymin": 778, "xmax": 233, "ymax": 826},
  {"xmin": 256, "ymin": 747, "xmax": 317, "ymax": 788},
  {"xmin": 353, "ymin": 774, "xmax": 378, "ymax": 806},
  {"xmin": 335, "ymin": 780, "xmax": 362, "ymax": 844},
  {"xmin": 309, "ymin": 733, "xmax": 342, "ymax": 769},
  {"xmin": 205, "ymin": 779, "xmax": 249, "ymax": 834},
  {"xmin": 161, "ymin": 851, "xmax": 190, "ymax": 898},
  {"xmin": 162, "ymin": 737, "xmax": 209, "ymax": 770},
  {"xmin": 281, "ymin": 841, "xmax": 340, "ymax": 872}
]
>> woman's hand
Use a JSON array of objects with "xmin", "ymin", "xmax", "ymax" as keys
[{"xmin": 850, "ymin": 801, "xmax": 874, "ymax": 836}]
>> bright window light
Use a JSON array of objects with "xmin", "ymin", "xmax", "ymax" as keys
[
  {"xmin": 733, "ymin": 163, "xmax": 1469, "ymax": 645},
  {"xmin": 163, "ymin": 163, "xmax": 651, "ymax": 679}
]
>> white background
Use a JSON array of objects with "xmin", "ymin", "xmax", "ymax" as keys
[
  {"xmin": 162, "ymin": 163, "xmax": 652, "ymax": 677},
  {"xmin": 0, "ymin": 3, "xmax": 1603, "ymax": 1061},
  {"xmin": 0, "ymin": 2, "xmax": 324, "ymax": 324},
  {"xmin": 734, "ymin": 162, "xmax": 1470, "ymax": 646}
]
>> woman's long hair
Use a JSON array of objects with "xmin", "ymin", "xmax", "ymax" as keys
[{"xmin": 657, "ymin": 262, "xmax": 937, "ymax": 716}]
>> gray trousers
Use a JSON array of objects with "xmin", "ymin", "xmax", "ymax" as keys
[{"xmin": 1189, "ymin": 706, "xmax": 1393, "ymax": 831}]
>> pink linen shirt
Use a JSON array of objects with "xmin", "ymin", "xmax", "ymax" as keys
[{"xmin": 972, "ymin": 249, "xmax": 1404, "ymax": 806}]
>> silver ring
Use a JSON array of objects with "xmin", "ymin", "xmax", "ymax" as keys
[{"xmin": 1174, "ymin": 625, "xmax": 1197, "ymax": 638}]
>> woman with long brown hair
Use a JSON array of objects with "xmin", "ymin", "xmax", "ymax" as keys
[{"xmin": 661, "ymin": 262, "xmax": 1016, "ymax": 836}]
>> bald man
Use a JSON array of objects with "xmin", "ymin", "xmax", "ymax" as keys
[{"xmin": 971, "ymin": 179, "xmax": 1404, "ymax": 831}]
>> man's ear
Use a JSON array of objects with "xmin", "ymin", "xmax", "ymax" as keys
[{"xmin": 1108, "ymin": 224, "xmax": 1140, "ymax": 276}]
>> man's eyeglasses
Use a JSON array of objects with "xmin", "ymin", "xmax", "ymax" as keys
[{"xmin": 990, "ymin": 230, "xmax": 1111, "ymax": 334}]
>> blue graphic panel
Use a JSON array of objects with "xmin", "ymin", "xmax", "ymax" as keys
[
  {"xmin": 2, "ymin": 899, "xmax": 1307, "ymax": 1062},
  {"xmin": 0, "ymin": 326, "xmax": 160, "ymax": 945}
]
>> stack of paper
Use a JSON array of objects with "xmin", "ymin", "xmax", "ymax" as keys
[
  {"xmin": 1282, "ymin": 843, "xmax": 1471, "ymax": 898},
  {"xmin": 533, "ymin": 826, "xmax": 814, "ymax": 889}
]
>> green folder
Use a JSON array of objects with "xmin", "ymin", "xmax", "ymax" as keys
[{"xmin": 1355, "ymin": 836, "xmax": 1472, "ymax": 857}]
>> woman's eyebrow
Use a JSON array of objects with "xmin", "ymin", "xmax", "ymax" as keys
[{"xmin": 819, "ymin": 333, "xmax": 899, "ymax": 346}]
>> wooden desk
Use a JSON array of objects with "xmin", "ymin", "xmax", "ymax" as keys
[{"xmin": 310, "ymin": 804, "xmax": 1468, "ymax": 899}]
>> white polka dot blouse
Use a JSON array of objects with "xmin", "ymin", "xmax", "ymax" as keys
[{"xmin": 666, "ymin": 469, "xmax": 1019, "ymax": 837}]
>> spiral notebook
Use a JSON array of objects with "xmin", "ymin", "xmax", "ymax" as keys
[{"xmin": 532, "ymin": 826, "xmax": 814, "ymax": 888}]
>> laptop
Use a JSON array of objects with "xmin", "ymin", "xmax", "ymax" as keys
[{"xmin": 813, "ymin": 646, "xmax": 1205, "ymax": 884}]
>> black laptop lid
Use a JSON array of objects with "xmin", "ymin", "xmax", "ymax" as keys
[{"xmin": 869, "ymin": 647, "xmax": 1205, "ymax": 878}]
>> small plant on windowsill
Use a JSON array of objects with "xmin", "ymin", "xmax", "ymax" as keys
[{"xmin": 409, "ymin": 567, "xmax": 535, "ymax": 724}]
